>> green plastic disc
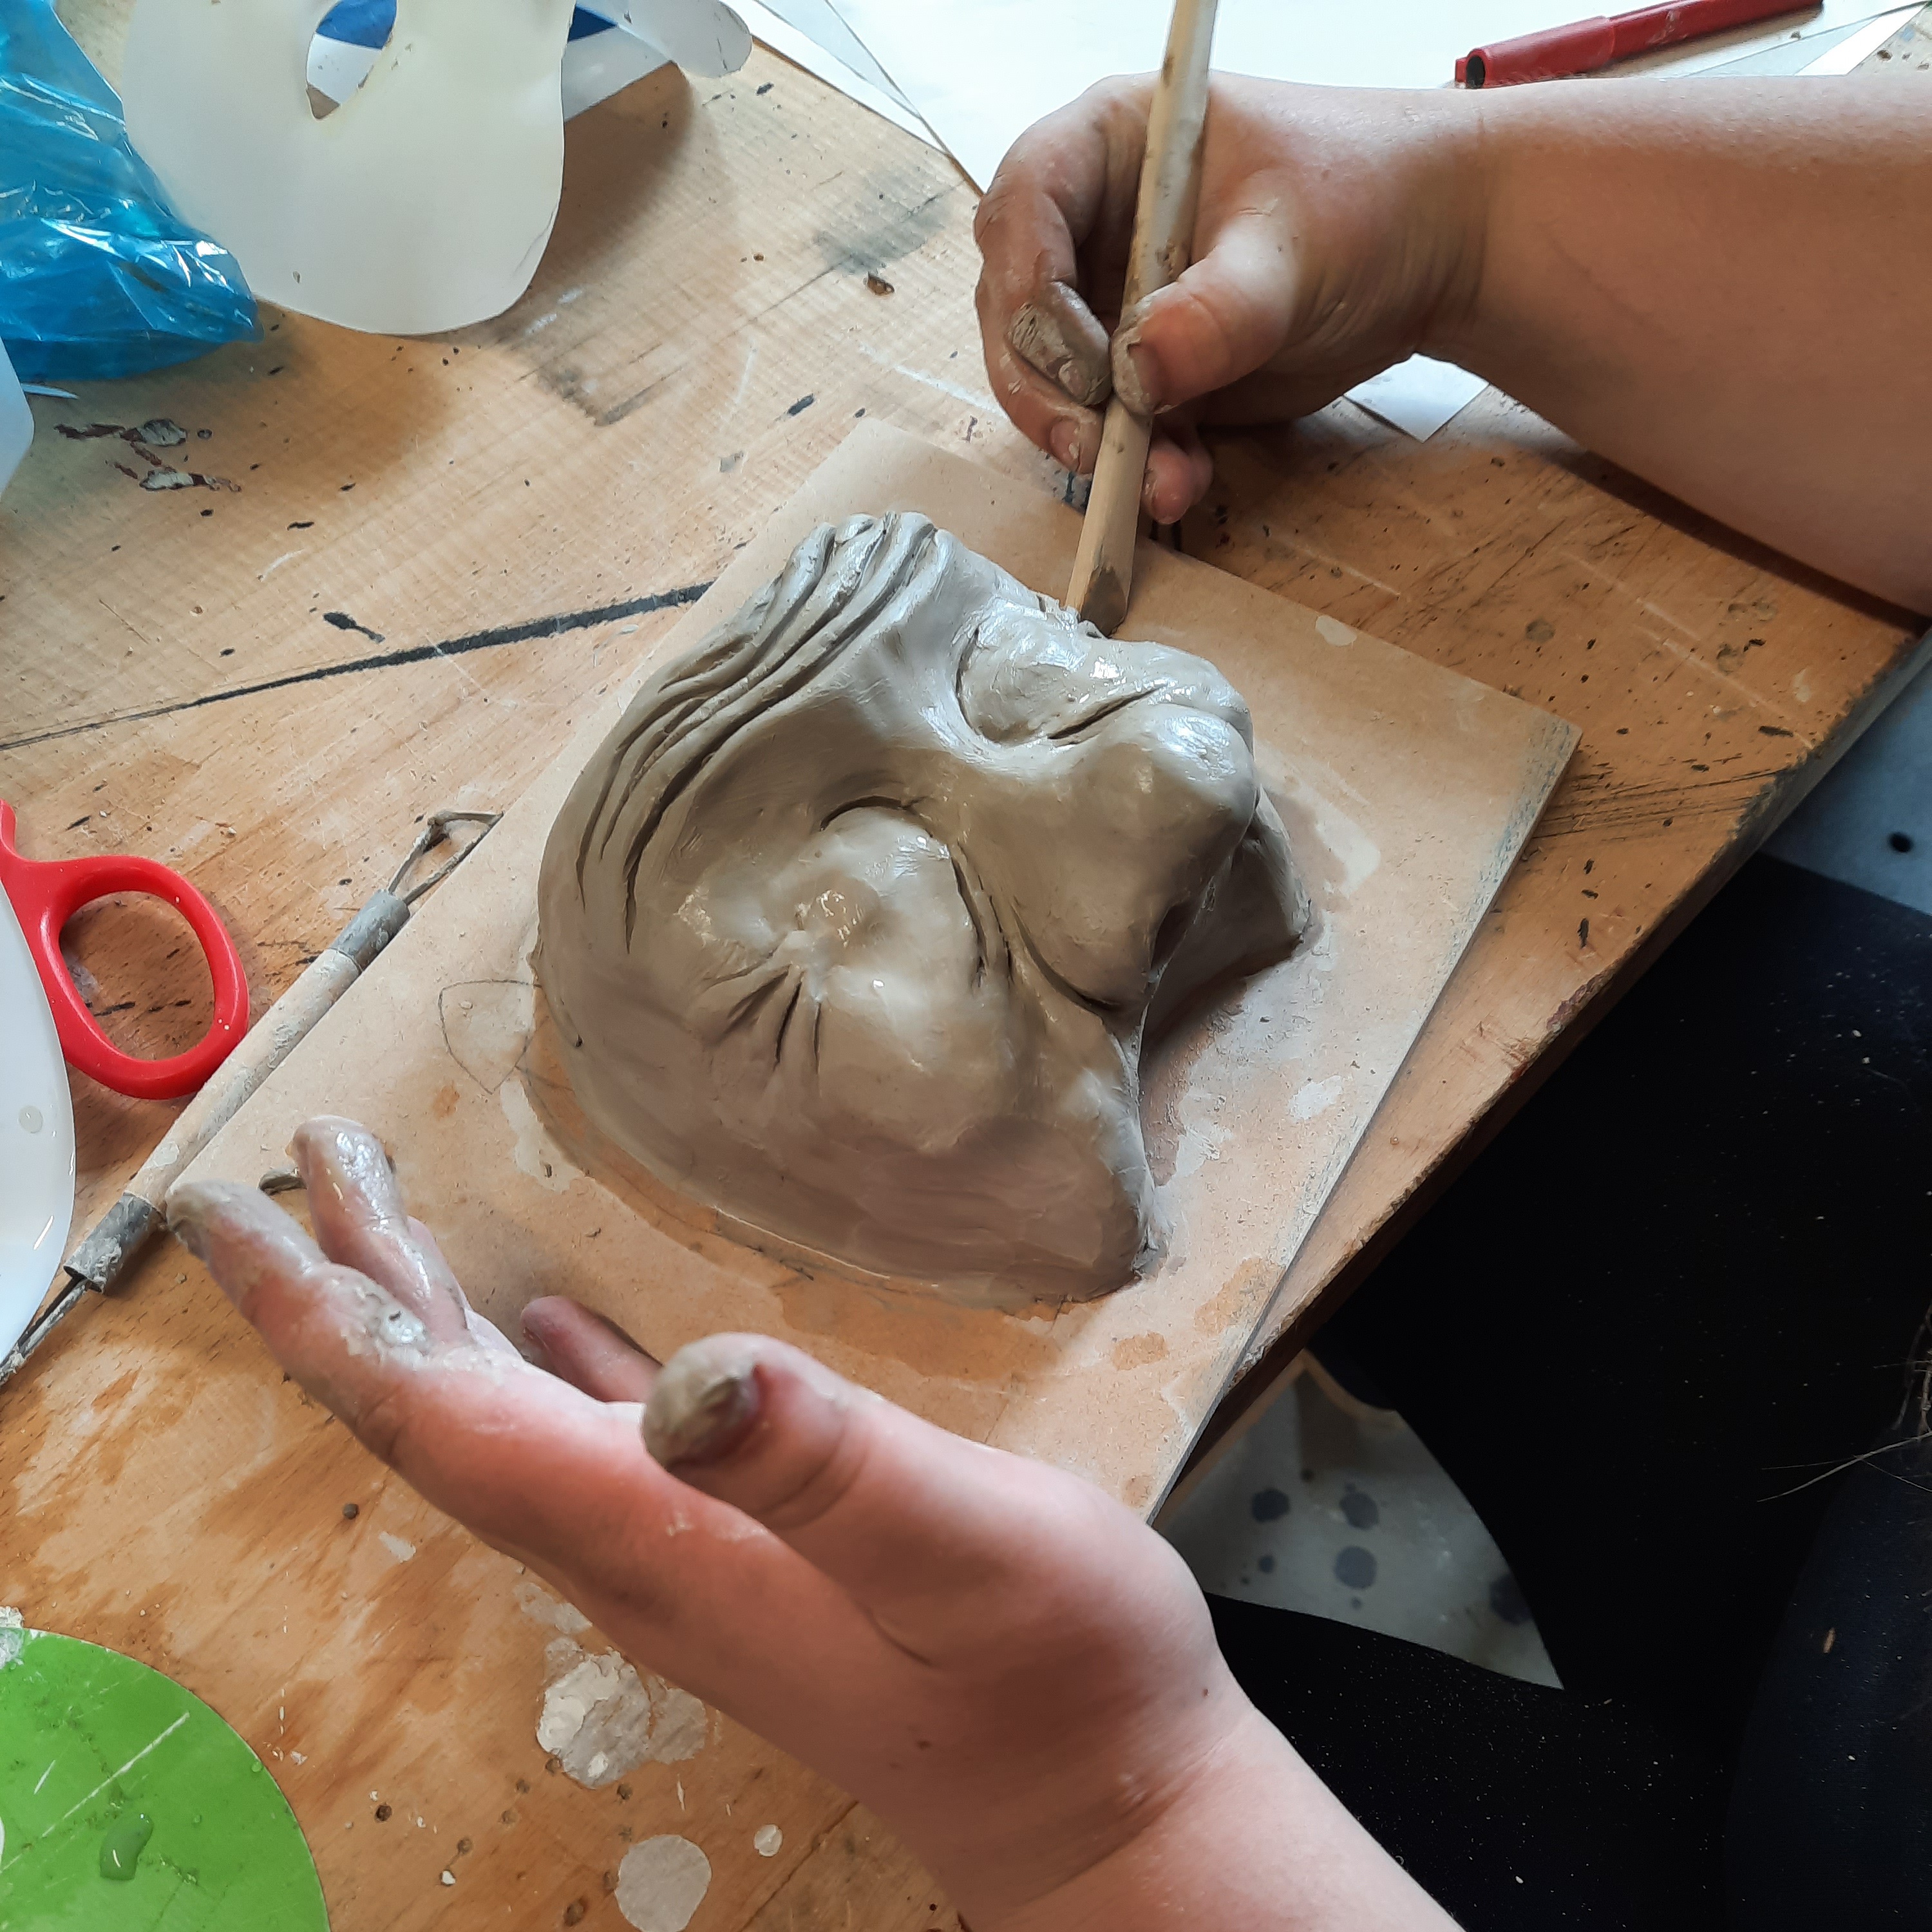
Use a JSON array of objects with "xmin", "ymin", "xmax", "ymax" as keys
[{"xmin": 0, "ymin": 1625, "xmax": 328, "ymax": 1929}]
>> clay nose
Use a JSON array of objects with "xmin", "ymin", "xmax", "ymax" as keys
[{"xmin": 971, "ymin": 706, "xmax": 1261, "ymax": 1019}]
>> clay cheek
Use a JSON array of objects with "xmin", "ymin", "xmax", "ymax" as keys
[
  {"xmin": 811, "ymin": 960, "xmax": 1019, "ymax": 1148},
  {"xmin": 766, "ymin": 813, "xmax": 981, "ymax": 989},
  {"xmin": 750, "ymin": 813, "xmax": 1019, "ymax": 1144}
]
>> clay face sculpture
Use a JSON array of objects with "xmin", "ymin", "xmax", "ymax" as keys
[{"xmin": 537, "ymin": 513, "xmax": 1309, "ymax": 1300}]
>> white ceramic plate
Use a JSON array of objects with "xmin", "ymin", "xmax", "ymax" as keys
[{"xmin": 0, "ymin": 892, "xmax": 74, "ymax": 1358}]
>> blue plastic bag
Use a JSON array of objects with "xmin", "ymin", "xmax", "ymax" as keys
[
  {"xmin": 0, "ymin": 0, "xmax": 256, "ymax": 383},
  {"xmin": 317, "ymin": 1, "xmax": 620, "ymax": 50}
]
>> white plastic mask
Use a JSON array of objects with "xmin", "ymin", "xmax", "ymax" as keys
[{"xmin": 122, "ymin": 0, "xmax": 750, "ymax": 334}]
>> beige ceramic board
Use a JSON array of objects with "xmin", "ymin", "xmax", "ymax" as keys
[{"xmin": 180, "ymin": 422, "xmax": 1577, "ymax": 1516}]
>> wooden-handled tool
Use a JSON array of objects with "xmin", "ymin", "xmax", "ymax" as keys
[
  {"xmin": 1065, "ymin": 0, "xmax": 1218, "ymax": 636},
  {"xmin": 0, "ymin": 810, "xmax": 500, "ymax": 1390}
]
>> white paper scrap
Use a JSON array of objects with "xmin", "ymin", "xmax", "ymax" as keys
[
  {"xmin": 1347, "ymin": 355, "xmax": 1490, "ymax": 442},
  {"xmin": 755, "ymin": 0, "xmax": 915, "ymax": 109},
  {"xmin": 1797, "ymin": 5, "xmax": 1919, "ymax": 73},
  {"xmin": 1608, "ymin": 0, "xmax": 1908, "ymax": 77},
  {"xmin": 734, "ymin": 0, "xmax": 940, "ymax": 148}
]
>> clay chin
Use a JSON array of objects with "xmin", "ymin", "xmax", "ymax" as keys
[{"xmin": 536, "ymin": 512, "xmax": 1309, "ymax": 1301}]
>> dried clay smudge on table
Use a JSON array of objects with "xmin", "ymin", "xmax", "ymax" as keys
[{"xmin": 536, "ymin": 1637, "xmax": 708, "ymax": 1788}]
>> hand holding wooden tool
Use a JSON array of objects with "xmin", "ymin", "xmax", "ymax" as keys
[{"xmin": 1065, "ymin": 0, "xmax": 1218, "ymax": 637}]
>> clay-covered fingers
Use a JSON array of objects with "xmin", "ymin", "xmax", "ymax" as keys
[
  {"xmin": 974, "ymin": 81, "xmax": 1148, "ymax": 471},
  {"xmin": 168, "ymin": 1178, "xmax": 462, "ymax": 1430},
  {"xmin": 523, "ymin": 1295, "xmax": 661, "ymax": 1404},
  {"xmin": 289, "ymin": 1115, "xmax": 471, "ymax": 1343},
  {"xmin": 643, "ymin": 1334, "xmax": 1139, "ymax": 1652},
  {"xmin": 1007, "ymin": 277, "xmax": 1113, "ymax": 411},
  {"xmin": 1109, "ymin": 202, "xmax": 1300, "ymax": 421},
  {"xmin": 168, "ymin": 1182, "xmax": 755, "ymax": 1599},
  {"xmin": 164, "ymin": 1185, "xmax": 938, "ymax": 1773}
]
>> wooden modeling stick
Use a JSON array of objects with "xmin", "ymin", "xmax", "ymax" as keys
[{"xmin": 1065, "ymin": 0, "xmax": 1219, "ymax": 636}]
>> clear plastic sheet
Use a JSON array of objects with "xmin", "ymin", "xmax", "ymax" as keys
[
  {"xmin": 0, "ymin": 0, "xmax": 256, "ymax": 382},
  {"xmin": 0, "ymin": 341, "xmax": 30, "ymax": 494}
]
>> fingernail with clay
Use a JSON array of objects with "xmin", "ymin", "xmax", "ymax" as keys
[
  {"xmin": 167, "ymin": 1179, "xmax": 314, "ymax": 1303},
  {"xmin": 1048, "ymin": 418, "xmax": 1082, "ymax": 472},
  {"xmin": 293, "ymin": 1116, "xmax": 398, "ymax": 1220},
  {"xmin": 1009, "ymin": 290, "xmax": 1110, "ymax": 407},
  {"xmin": 643, "ymin": 1339, "xmax": 762, "ymax": 1470},
  {"xmin": 168, "ymin": 1188, "xmax": 218, "ymax": 1264},
  {"xmin": 1113, "ymin": 326, "xmax": 1164, "ymax": 419}
]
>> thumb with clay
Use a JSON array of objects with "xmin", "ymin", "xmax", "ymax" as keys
[{"xmin": 173, "ymin": 1122, "xmax": 1451, "ymax": 1931}]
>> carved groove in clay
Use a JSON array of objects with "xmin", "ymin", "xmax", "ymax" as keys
[{"xmin": 537, "ymin": 513, "xmax": 1307, "ymax": 1300}]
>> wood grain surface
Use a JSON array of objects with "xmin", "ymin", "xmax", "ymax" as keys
[{"xmin": 3, "ymin": 7, "xmax": 1927, "ymax": 1927}]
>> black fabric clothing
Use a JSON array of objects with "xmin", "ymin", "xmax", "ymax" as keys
[
  {"xmin": 1211, "ymin": 855, "xmax": 1932, "ymax": 1929},
  {"xmin": 1211, "ymin": 1596, "xmax": 1730, "ymax": 1929},
  {"xmin": 1727, "ymin": 1419, "xmax": 1932, "ymax": 1929}
]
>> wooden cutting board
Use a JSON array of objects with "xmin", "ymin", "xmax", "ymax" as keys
[{"xmin": 178, "ymin": 419, "xmax": 1577, "ymax": 1515}]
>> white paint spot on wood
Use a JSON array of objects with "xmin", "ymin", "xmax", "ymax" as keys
[
  {"xmin": 500, "ymin": 1078, "xmax": 585, "ymax": 1193},
  {"xmin": 536, "ymin": 1641, "xmax": 707, "ymax": 1787},
  {"xmin": 855, "ymin": 340, "xmax": 992, "ymax": 408},
  {"xmin": 0, "ymin": 1607, "xmax": 23, "ymax": 1669},
  {"xmin": 378, "ymin": 1532, "xmax": 417, "ymax": 1563},
  {"xmin": 1291, "ymin": 1074, "xmax": 1344, "ymax": 1123},
  {"xmin": 753, "ymin": 1824, "xmax": 782, "ymax": 1857},
  {"xmin": 1170, "ymin": 1108, "xmax": 1228, "ymax": 1181},
  {"xmin": 514, "ymin": 1578, "xmax": 590, "ymax": 1634},
  {"xmin": 614, "ymin": 1837, "xmax": 712, "ymax": 1932},
  {"xmin": 1310, "ymin": 804, "xmax": 1381, "ymax": 898},
  {"xmin": 1256, "ymin": 751, "xmax": 1381, "ymax": 898},
  {"xmin": 1315, "ymin": 616, "xmax": 1356, "ymax": 649}
]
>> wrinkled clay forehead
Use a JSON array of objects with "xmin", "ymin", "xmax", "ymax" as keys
[{"xmin": 570, "ymin": 511, "xmax": 1031, "ymax": 901}]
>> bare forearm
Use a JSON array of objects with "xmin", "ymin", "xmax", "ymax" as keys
[
  {"xmin": 1437, "ymin": 80, "xmax": 1932, "ymax": 612},
  {"xmin": 994, "ymin": 1709, "xmax": 1455, "ymax": 1932}
]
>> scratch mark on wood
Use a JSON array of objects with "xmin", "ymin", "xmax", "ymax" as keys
[{"xmin": 3, "ymin": 582, "xmax": 715, "ymax": 753}]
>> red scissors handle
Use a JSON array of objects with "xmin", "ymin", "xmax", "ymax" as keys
[{"xmin": 0, "ymin": 800, "xmax": 249, "ymax": 1101}]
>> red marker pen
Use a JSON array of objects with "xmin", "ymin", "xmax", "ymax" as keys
[{"xmin": 1457, "ymin": 0, "xmax": 1803, "ymax": 86}]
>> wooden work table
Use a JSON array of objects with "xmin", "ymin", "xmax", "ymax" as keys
[{"xmin": 3, "ymin": 9, "xmax": 1928, "ymax": 1927}]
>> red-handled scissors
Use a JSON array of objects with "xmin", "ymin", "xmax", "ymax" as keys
[{"xmin": 0, "ymin": 800, "xmax": 248, "ymax": 1101}]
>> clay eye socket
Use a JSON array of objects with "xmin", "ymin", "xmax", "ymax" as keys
[{"xmin": 956, "ymin": 609, "xmax": 1126, "ymax": 746}]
